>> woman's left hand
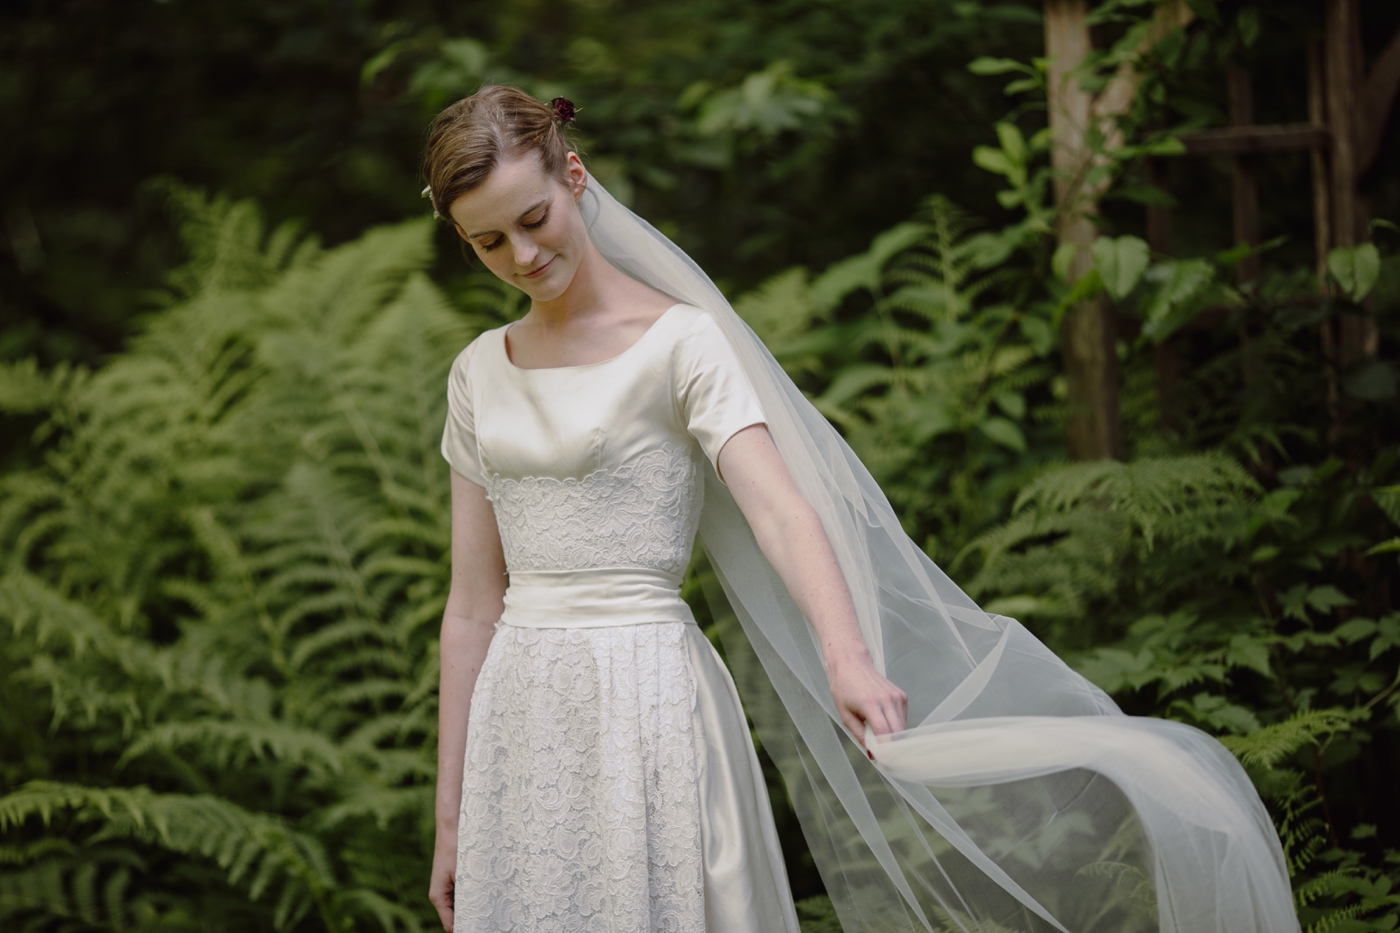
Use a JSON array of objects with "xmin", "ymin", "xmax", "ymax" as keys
[{"xmin": 825, "ymin": 650, "xmax": 907, "ymax": 757}]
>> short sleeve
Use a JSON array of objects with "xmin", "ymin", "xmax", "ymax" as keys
[
  {"xmin": 441, "ymin": 339, "xmax": 486, "ymax": 486},
  {"xmin": 675, "ymin": 314, "xmax": 766, "ymax": 476}
]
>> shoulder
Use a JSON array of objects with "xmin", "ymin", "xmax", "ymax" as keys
[
  {"xmin": 447, "ymin": 326, "xmax": 506, "ymax": 381},
  {"xmin": 663, "ymin": 305, "xmax": 732, "ymax": 361}
]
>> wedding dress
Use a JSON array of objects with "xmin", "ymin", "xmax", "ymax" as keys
[
  {"xmin": 440, "ymin": 173, "xmax": 1301, "ymax": 933},
  {"xmin": 442, "ymin": 304, "xmax": 803, "ymax": 933}
]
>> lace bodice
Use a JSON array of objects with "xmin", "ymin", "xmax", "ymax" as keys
[
  {"xmin": 442, "ymin": 304, "xmax": 765, "ymax": 581},
  {"xmin": 485, "ymin": 444, "xmax": 702, "ymax": 578}
]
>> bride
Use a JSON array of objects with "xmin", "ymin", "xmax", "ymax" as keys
[{"xmin": 424, "ymin": 85, "xmax": 1300, "ymax": 933}]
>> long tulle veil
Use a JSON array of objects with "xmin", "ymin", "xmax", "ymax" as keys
[{"xmin": 578, "ymin": 173, "xmax": 1299, "ymax": 933}]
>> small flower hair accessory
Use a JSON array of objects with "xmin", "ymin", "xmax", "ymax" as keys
[
  {"xmin": 421, "ymin": 184, "xmax": 442, "ymax": 220},
  {"xmin": 551, "ymin": 97, "xmax": 577, "ymax": 125}
]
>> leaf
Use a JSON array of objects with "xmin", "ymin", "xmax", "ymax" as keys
[
  {"xmin": 1327, "ymin": 242, "xmax": 1381, "ymax": 301},
  {"xmin": 1019, "ymin": 315, "xmax": 1055, "ymax": 355},
  {"xmin": 1306, "ymin": 585, "xmax": 1355, "ymax": 616},
  {"xmin": 1052, "ymin": 241, "xmax": 1078, "ymax": 284},
  {"xmin": 1368, "ymin": 538, "xmax": 1400, "ymax": 557},
  {"xmin": 810, "ymin": 222, "xmax": 926, "ymax": 310},
  {"xmin": 1373, "ymin": 486, "xmax": 1400, "ymax": 527},
  {"xmin": 1217, "ymin": 709, "xmax": 1351, "ymax": 770},
  {"xmin": 1341, "ymin": 358, "xmax": 1397, "ymax": 401},
  {"xmin": 972, "ymin": 145, "xmax": 1015, "ymax": 178},
  {"xmin": 994, "ymin": 391, "xmax": 1026, "ymax": 419},
  {"xmin": 1237, "ymin": 7, "xmax": 1261, "ymax": 47},
  {"xmin": 967, "ymin": 57, "xmax": 1033, "ymax": 76},
  {"xmin": 0, "ymin": 358, "xmax": 66, "ymax": 414},
  {"xmin": 977, "ymin": 417, "xmax": 1026, "ymax": 453},
  {"xmin": 1091, "ymin": 236, "xmax": 1150, "ymax": 300},
  {"xmin": 994, "ymin": 122, "xmax": 1028, "ymax": 169}
]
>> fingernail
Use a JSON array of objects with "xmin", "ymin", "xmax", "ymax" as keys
[{"xmin": 867, "ymin": 749, "xmax": 874, "ymax": 760}]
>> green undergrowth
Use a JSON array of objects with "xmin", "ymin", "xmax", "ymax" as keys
[{"xmin": 1, "ymin": 176, "xmax": 1398, "ymax": 931}]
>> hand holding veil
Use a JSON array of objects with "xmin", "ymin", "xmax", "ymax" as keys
[{"xmin": 579, "ymin": 173, "xmax": 1299, "ymax": 933}]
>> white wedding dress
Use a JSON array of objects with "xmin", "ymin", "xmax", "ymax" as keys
[{"xmin": 441, "ymin": 303, "xmax": 803, "ymax": 933}]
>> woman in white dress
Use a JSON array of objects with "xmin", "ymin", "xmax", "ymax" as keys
[
  {"xmin": 425, "ymin": 86, "xmax": 1303, "ymax": 933},
  {"xmin": 424, "ymin": 85, "xmax": 905, "ymax": 933}
]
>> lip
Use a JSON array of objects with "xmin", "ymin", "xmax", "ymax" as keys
[{"xmin": 521, "ymin": 257, "xmax": 555, "ymax": 279}]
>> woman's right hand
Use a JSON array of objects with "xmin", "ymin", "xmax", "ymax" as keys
[{"xmin": 428, "ymin": 836, "xmax": 456, "ymax": 931}]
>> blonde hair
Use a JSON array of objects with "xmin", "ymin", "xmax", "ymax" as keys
[{"xmin": 422, "ymin": 85, "xmax": 578, "ymax": 220}]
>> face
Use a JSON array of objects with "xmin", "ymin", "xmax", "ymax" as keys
[{"xmin": 448, "ymin": 151, "xmax": 589, "ymax": 302}]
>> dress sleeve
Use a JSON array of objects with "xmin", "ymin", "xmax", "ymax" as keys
[
  {"xmin": 441, "ymin": 339, "xmax": 487, "ymax": 486},
  {"xmin": 675, "ymin": 313, "xmax": 766, "ymax": 477}
]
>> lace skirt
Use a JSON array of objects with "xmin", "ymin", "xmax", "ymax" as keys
[{"xmin": 454, "ymin": 620, "xmax": 800, "ymax": 933}]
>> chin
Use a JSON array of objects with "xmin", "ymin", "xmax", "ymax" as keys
[{"xmin": 519, "ymin": 263, "xmax": 576, "ymax": 302}]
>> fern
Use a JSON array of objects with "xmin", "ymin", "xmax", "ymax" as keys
[
  {"xmin": 1217, "ymin": 710, "xmax": 1351, "ymax": 771},
  {"xmin": 0, "ymin": 190, "xmax": 508, "ymax": 931}
]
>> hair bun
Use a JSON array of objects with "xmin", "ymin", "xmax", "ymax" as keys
[{"xmin": 550, "ymin": 97, "xmax": 577, "ymax": 125}]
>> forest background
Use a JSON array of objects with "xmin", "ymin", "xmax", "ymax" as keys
[{"xmin": 3, "ymin": 0, "xmax": 1400, "ymax": 930}]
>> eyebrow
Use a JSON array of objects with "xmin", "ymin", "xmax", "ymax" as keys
[{"xmin": 466, "ymin": 199, "xmax": 550, "ymax": 239}]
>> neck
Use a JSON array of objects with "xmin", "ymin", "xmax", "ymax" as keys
[{"xmin": 527, "ymin": 239, "xmax": 628, "ymax": 328}]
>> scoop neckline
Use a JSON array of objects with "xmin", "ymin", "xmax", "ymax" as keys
[{"xmin": 500, "ymin": 303, "xmax": 685, "ymax": 372}]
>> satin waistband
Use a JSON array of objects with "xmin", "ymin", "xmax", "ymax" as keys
[{"xmin": 500, "ymin": 568, "xmax": 696, "ymax": 629}]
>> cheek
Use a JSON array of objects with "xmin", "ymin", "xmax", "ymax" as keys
[
  {"xmin": 545, "ymin": 210, "xmax": 584, "ymax": 253},
  {"xmin": 477, "ymin": 247, "xmax": 514, "ymax": 277}
]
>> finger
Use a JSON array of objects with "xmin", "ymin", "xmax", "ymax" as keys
[
  {"xmin": 865, "ymin": 702, "xmax": 894, "ymax": 738},
  {"xmin": 872, "ymin": 698, "xmax": 902, "ymax": 737},
  {"xmin": 840, "ymin": 710, "xmax": 869, "ymax": 752}
]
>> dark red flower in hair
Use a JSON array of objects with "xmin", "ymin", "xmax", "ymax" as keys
[{"xmin": 551, "ymin": 97, "xmax": 577, "ymax": 124}]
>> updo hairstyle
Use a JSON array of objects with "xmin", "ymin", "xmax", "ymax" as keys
[{"xmin": 422, "ymin": 85, "xmax": 580, "ymax": 221}]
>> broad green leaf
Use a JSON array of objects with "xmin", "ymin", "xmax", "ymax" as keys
[
  {"xmin": 1372, "ymin": 486, "xmax": 1400, "ymax": 527},
  {"xmin": 994, "ymin": 122, "xmax": 1027, "ymax": 169},
  {"xmin": 994, "ymin": 391, "xmax": 1026, "ymax": 419},
  {"xmin": 967, "ymin": 57, "xmax": 1032, "ymax": 76},
  {"xmin": 1335, "ymin": 618, "xmax": 1379, "ymax": 643},
  {"xmin": 1237, "ymin": 7, "xmax": 1260, "ymax": 47},
  {"xmin": 1368, "ymin": 538, "xmax": 1400, "ymax": 557},
  {"xmin": 1306, "ymin": 585, "xmax": 1355, "ymax": 615},
  {"xmin": 1328, "ymin": 242, "xmax": 1381, "ymax": 301},
  {"xmin": 1091, "ymin": 235, "xmax": 1150, "ymax": 300},
  {"xmin": 972, "ymin": 146, "xmax": 1015, "ymax": 178},
  {"xmin": 1341, "ymin": 358, "xmax": 1397, "ymax": 401},
  {"xmin": 977, "ymin": 417, "xmax": 1026, "ymax": 453},
  {"xmin": 1051, "ymin": 241, "xmax": 1078, "ymax": 283}
]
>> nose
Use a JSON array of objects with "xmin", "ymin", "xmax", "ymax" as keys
[{"xmin": 512, "ymin": 236, "xmax": 539, "ymax": 270}]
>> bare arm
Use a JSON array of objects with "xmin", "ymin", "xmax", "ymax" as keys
[
  {"xmin": 716, "ymin": 424, "xmax": 907, "ymax": 750},
  {"xmin": 428, "ymin": 470, "xmax": 507, "ymax": 931}
]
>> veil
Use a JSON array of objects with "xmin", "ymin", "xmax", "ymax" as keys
[{"xmin": 578, "ymin": 174, "xmax": 1299, "ymax": 933}]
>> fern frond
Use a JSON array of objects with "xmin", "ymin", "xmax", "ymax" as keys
[
  {"xmin": 1218, "ymin": 709, "xmax": 1351, "ymax": 770},
  {"xmin": 119, "ymin": 720, "xmax": 345, "ymax": 775}
]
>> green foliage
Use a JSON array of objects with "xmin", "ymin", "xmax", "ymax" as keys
[
  {"xmin": 0, "ymin": 190, "xmax": 518, "ymax": 931},
  {"xmin": 738, "ymin": 195, "xmax": 1060, "ymax": 559},
  {"xmin": 5, "ymin": 2, "xmax": 1400, "ymax": 928}
]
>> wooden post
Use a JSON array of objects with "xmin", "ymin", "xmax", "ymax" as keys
[
  {"xmin": 1227, "ymin": 62, "xmax": 1261, "ymax": 286},
  {"xmin": 1227, "ymin": 61, "xmax": 1265, "ymax": 393},
  {"xmin": 1323, "ymin": 0, "xmax": 1376, "ymax": 363},
  {"xmin": 1308, "ymin": 40, "xmax": 1334, "ymax": 288},
  {"xmin": 1309, "ymin": 37, "xmax": 1342, "ymax": 443},
  {"xmin": 1045, "ymin": 0, "xmax": 1122, "ymax": 461}
]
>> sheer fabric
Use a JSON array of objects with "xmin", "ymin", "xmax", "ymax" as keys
[{"xmin": 576, "ymin": 174, "xmax": 1300, "ymax": 933}]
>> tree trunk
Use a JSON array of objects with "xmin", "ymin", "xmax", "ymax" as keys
[
  {"xmin": 1324, "ymin": 0, "xmax": 1377, "ymax": 363},
  {"xmin": 1045, "ymin": 0, "xmax": 1123, "ymax": 461}
]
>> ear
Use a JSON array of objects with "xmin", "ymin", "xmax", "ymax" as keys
[
  {"xmin": 453, "ymin": 223, "xmax": 471, "ymax": 243},
  {"xmin": 564, "ymin": 152, "xmax": 588, "ymax": 200}
]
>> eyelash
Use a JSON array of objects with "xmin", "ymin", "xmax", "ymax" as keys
[{"xmin": 481, "ymin": 211, "xmax": 549, "ymax": 252}]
